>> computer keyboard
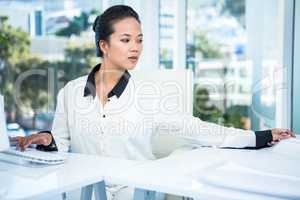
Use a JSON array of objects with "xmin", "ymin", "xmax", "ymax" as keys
[{"xmin": 4, "ymin": 148, "xmax": 66, "ymax": 165}]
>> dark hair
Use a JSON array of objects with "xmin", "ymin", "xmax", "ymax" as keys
[{"xmin": 93, "ymin": 5, "xmax": 141, "ymax": 57}]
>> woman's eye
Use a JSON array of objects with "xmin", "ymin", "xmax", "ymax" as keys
[
  {"xmin": 121, "ymin": 39, "xmax": 130, "ymax": 43},
  {"xmin": 138, "ymin": 39, "xmax": 143, "ymax": 43}
]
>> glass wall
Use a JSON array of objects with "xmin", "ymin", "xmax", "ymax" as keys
[
  {"xmin": 159, "ymin": 0, "xmax": 176, "ymax": 69},
  {"xmin": 187, "ymin": 0, "xmax": 291, "ymax": 130},
  {"xmin": 187, "ymin": 0, "xmax": 251, "ymax": 129},
  {"xmin": 0, "ymin": 0, "xmax": 295, "ymax": 137},
  {"xmin": 293, "ymin": 0, "xmax": 300, "ymax": 134},
  {"xmin": 0, "ymin": 0, "xmax": 101, "ymax": 136},
  {"xmin": 247, "ymin": 0, "xmax": 291, "ymax": 130}
]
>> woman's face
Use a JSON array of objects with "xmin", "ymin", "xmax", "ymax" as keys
[{"xmin": 100, "ymin": 17, "xmax": 143, "ymax": 70}]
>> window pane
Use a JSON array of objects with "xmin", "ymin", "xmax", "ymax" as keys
[
  {"xmin": 159, "ymin": 0, "xmax": 175, "ymax": 69},
  {"xmin": 293, "ymin": 0, "xmax": 300, "ymax": 134},
  {"xmin": 247, "ymin": 0, "xmax": 286, "ymax": 130},
  {"xmin": 188, "ymin": 0, "xmax": 286, "ymax": 130},
  {"xmin": 0, "ymin": 0, "xmax": 100, "ymax": 135},
  {"xmin": 188, "ymin": 0, "xmax": 250, "ymax": 129}
]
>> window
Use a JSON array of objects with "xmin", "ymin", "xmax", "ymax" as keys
[
  {"xmin": 292, "ymin": 0, "xmax": 300, "ymax": 134},
  {"xmin": 159, "ymin": 0, "xmax": 175, "ymax": 69},
  {"xmin": 188, "ymin": 0, "xmax": 288, "ymax": 130},
  {"xmin": 0, "ymin": 0, "xmax": 294, "ymax": 136},
  {"xmin": 0, "ymin": 0, "xmax": 100, "ymax": 135},
  {"xmin": 188, "ymin": 0, "xmax": 250, "ymax": 129}
]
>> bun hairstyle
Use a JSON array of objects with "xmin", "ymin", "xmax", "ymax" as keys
[{"xmin": 93, "ymin": 5, "xmax": 141, "ymax": 57}]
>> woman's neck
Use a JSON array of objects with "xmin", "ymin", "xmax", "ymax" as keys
[{"xmin": 97, "ymin": 60, "xmax": 125, "ymax": 87}]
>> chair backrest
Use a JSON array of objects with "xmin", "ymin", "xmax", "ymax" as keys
[{"xmin": 131, "ymin": 69, "xmax": 193, "ymax": 158}]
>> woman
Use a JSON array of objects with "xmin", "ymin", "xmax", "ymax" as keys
[{"xmin": 12, "ymin": 4, "xmax": 295, "ymax": 199}]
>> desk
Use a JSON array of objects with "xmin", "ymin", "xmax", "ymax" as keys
[
  {"xmin": 1, "ymin": 139, "xmax": 300, "ymax": 200},
  {"xmin": 0, "ymin": 152, "xmax": 140, "ymax": 200},
  {"xmin": 111, "ymin": 139, "xmax": 300, "ymax": 200}
]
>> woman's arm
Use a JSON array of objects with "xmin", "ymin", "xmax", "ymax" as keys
[
  {"xmin": 155, "ymin": 115, "xmax": 292, "ymax": 149},
  {"xmin": 44, "ymin": 87, "xmax": 71, "ymax": 152}
]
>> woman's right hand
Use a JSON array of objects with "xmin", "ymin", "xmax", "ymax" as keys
[{"xmin": 10, "ymin": 132, "xmax": 52, "ymax": 151}]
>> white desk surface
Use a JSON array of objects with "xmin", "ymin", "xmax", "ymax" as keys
[
  {"xmin": 0, "ymin": 152, "xmax": 140, "ymax": 200},
  {"xmin": 1, "ymin": 139, "xmax": 299, "ymax": 200},
  {"xmin": 110, "ymin": 139, "xmax": 300, "ymax": 200}
]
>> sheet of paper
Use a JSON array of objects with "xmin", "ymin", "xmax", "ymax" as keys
[{"xmin": 190, "ymin": 161, "xmax": 300, "ymax": 199}]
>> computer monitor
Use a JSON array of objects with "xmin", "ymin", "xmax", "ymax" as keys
[{"xmin": 0, "ymin": 94, "xmax": 10, "ymax": 151}]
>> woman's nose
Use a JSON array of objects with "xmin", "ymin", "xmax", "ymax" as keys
[{"xmin": 130, "ymin": 42, "xmax": 141, "ymax": 52}]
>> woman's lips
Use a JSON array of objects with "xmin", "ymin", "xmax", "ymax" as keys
[{"xmin": 128, "ymin": 56, "xmax": 138, "ymax": 62}]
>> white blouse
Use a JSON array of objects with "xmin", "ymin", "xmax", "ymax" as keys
[{"xmin": 49, "ymin": 65, "xmax": 264, "ymax": 161}]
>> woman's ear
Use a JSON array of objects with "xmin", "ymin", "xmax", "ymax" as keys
[{"xmin": 99, "ymin": 40, "xmax": 108, "ymax": 57}]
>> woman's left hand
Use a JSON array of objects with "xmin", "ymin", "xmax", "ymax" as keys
[{"xmin": 268, "ymin": 128, "xmax": 296, "ymax": 146}]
